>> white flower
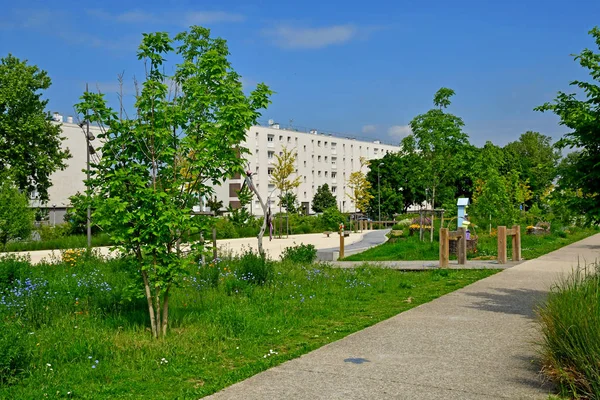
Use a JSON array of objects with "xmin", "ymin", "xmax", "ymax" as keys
[{"xmin": 46, "ymin": 363, "xmax": 51, "ymax": 367}]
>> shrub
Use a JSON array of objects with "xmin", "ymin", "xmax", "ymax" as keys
[
  {"xmin": 320, "ymin": 207, "xmax": 346, "ymax": 231},
  {"xmin": 36, "ymin": 223, "xmax": 72, "ymax": 241},
  {"xmin": 233, "ymin": 249, "xmax": 273, "ymax": 285},
  {"xmin": 215, "ymin": 218, "xmax": 238, "ymax": 239},
  {"xmin": 281, "ymin": 243, "xmax": 317, "ymax": 264},
  {"xmin": 538, "ymin": 263, "xmax": 600, "ymax": 399},
  {"xmin": 0, "ymin": 322, "xmax": 30, "ymax": 384}
]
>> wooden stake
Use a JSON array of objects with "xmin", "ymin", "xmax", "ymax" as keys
[
  {"xmin": 457, "ymin": 227, "xmax": 467, "ymax": 265},
  {"xmin": 498, "ymin": 226, "xmax": 507, "ymax": 264},
  {"xmin": 339, "ymin": 232, "xmax": 345, "ymax": 259},
  {"xmin": 512, "ymin": 225, "xmax": 521, "ymax": 261},
  {"xmin": 439, "ymin": 228, "xmax": 449, "ymax": 268}
]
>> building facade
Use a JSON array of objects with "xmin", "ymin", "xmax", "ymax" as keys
[
  {"xmin": 32, "ymin": 119, "xmax": 103, "ymax": 224},
  {"xmin": 209, "ymin": 123, "xmax": 401, "ymax": 215},
  {"xmin": 40, "ymin": 120, "xmax": 400, "ymax": 223}
]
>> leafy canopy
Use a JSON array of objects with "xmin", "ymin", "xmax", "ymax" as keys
[
  {"xmin": 535, "ymin": 27, "xmax": 600, "ymax": 223},
  {"xmin": 0, "ymin": 54, "xmax": 70, "ymax": 201},
  {"xmin": 312, "ymin": 184, "xmax": 337, "ymax": 213},
  {"xmin": 75, "ymin": 26, "xmax": 271, "ymax": 338}
]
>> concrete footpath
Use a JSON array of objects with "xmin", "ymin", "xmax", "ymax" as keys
[
  {"xmin": 207, "ymin": 234, "xmax": 600, "ymax": 400},
  {"xmin": 4, "ymin": 231, "xmax": 370, "ymax": 264}
]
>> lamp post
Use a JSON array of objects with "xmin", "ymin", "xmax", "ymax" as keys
[
  {"xmin": 378, "ymin": 162, "xmax": 384, "ymax": 227},
  {"xmin": 52, "ymin": 204, "xmax": 56, "ymax": 226},
  {"xmin": 84, "ymin": 83, "xmax": 95, "ymax": 250}
]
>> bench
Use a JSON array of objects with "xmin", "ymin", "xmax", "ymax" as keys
[{"xmin": 324, "ymin": 231, "xmax": 332, "ymax": 237}]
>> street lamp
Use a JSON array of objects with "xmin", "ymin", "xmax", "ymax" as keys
[
  {"xmin": 84, "ymin": 84, "xmax": 96, "ymax": 250},
  {"xmin": 378, "ymin": 162, "xmax": 384, "ymax": 227}
]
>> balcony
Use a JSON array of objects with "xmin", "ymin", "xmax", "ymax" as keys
[{"xmin": 267, "ymin": 142, "xmax": 275, "ymax": 148}]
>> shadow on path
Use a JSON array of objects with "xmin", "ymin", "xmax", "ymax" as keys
[{"xmin": 463, "ymin": 287, "xmax": 548, "ymax": 319}]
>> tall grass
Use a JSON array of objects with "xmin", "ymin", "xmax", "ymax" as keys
[
  {"xmin": 4, "ymin": 234, "xmax": 113, "ymax": 252},
  {"xmin": 538, "ymin": 263, "xmax": 600, "ymax": 399},
  {"xmin": 0, "ymin": 252, "xmax": 498, "ymax": 399}
]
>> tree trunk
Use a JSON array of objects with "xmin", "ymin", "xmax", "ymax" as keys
[
  {"xmin": 161, "ymin": 286, "xmax": 170, "ymax": 337},
  {"xmin": 154, "ymin": 287, "xmax": 161, "ymax": 338},
  {"xmin": 141, "ymin": 269, "xmax": 158, "ymax": 338},
  {"xmin": 430, "ymin": 186, "xmax": 436, "ymax": 243}
]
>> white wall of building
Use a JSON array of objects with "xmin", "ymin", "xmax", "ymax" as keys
[{"xmin": 212, "ymin": 125, "xmax": 401, "ymax": 215}]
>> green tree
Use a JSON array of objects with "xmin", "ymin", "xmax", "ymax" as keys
[
  {"xmin": 75, "ymin": 27, "xmax": 271, "ymax": 338},
  {"xmin": 312, "ymin": 184, "xmax": 337, "ymax": 213},
  {"xmin": 346, "ymin": 157, "xmax": 374, "ymax": 215},
  {"xmin": 279, "ymin": 191, "xmax": 298, "ymax": 214},
  {"xmin": 64, "ymin": 192, "xmax": 99, "ymax": 235},
  {"xmin": 271, "ymin": 146, "xmax": 301, "ymax": 236},
  {"xmin": 227, "ymin": 186, "xmax": 252, "ymax": 226},
  {"xmin": 206, "ymin": 196, "xmax": 224, "ymax": 216},
  {"xmin": 0, "ymin": 54, "xmax": 71, "ymax": 201},
  {"xmin": 403, "ymin": 87, "xmax": 469, "ymax": 209},
  {"xmin": 503, "ymin": 131, "xmax": 560, "ymax": 209},
  {"xmin": 0, "ymin": 179, "xmax": 34, "ymax": 248},
  {"xmin": 535, "ymin": 27, "xmax": 600, "ymax": 223}
]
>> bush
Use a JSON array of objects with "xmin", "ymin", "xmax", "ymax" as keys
[
  {"xmin": 233, "ymin": 249, "xmax": 273, "ymax": 285},
  {"xmin": 0, "ymin": 322, "xmax": 30, "ymax": 384},
  {"xmin": 320, "ymin": 207, "xmax": 346, "ymax": 231},
  {"xmin": 538, "ymin": 263, "xmax": 600, "ymax": 399},
  {"xmin": 281, "ymin": 243, "xmax": 317, "ymax": 264},
  {"xmin": 215, "ymin": 218, "xmax": 238, "ymax": 239}
]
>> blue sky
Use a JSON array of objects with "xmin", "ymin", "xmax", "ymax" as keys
[{"xmin": 1, "ymin": 0, "xmax": 599, "ymax": 146}]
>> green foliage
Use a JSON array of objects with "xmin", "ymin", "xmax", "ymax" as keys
[
  {"xmin": 279, "ymin": 191, "xmax": 299, "ymax": 214},
  {"xmin": 64, "ymin": 192, "xmax": 99, "ymax": 235},
  {"xmin": 281, "ymin": 243, "xmax": 317, "ymax": 264},
  {"xmin": 3, "ymin": 233, "xmax": 112, "ymax": 252},
  {"xmin": 403, "ymin": 87, "xmax": 470, "ymax": 208},
  {"xmin": 0, "ymin": 322, "xmax": 30, "ymax": 384},
  {"xmin": 227, "ymin": 186, "xmax": 253, "ymax": 227},
  {"xmin": 312, "ymin": 184, "xmax": 337, "ymax": 213},
  {"xmin": 0, "ymin": 180, "xmax": 34, "ymax": 247},
  {"xmin": 538, "ymin": 263, "xmax": 600, "ymax": 399},
  {"xmin": 0, "ymin": 54, "xmax": 71, "ymax": 201},
  {"xmin": 535, "ymin": 27, "xmax": 600, "ymax": 223},
  {"xmin": 74, "ymin": 27, "xmax": 271, "ymax": 338},
  {"xmin": 233, "ymin": 249, "xmax": 273, "ymax": 285},
  {"xmin": 320, "ymin": 207, "xmax": 347, "ymax": 231}
]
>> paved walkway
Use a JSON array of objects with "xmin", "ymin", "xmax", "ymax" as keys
[
  {"xmin": 4, "ymin": 231, "xmax": 370, "ymax": 264},
  {"xmin": 329, "ymin": 259, "xmax": 520, "ymax": 270},
  {"xmin": 317, "ymin": 229, "xmax": 390, "ymax": 260},
  {"xmin": 207, "ymin": 233, "xmax": 600, "ymax": 400}
]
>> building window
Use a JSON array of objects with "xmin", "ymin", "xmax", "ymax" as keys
[
  {"xmin": 267, "ymin": 134, "xmax": 274, "ymax": 142},
  {"xmin": 255, "ymin": 149, "xmax": 259, "ymax": 154},
  {"xmin": 332, "ymin": 142, "xmax": 337, "ymax": 148},
  {"xmin": 304, "ymin": 176, "xmax": 307, "ymax": 182},
  {"xmin": 303, "ymin": 191, "xmax": 307, "ymax": 198},
  {"xmin": 332, "ymin": 186, "xmax": 337, "ymax": 193},
  {"xmin": 287, "ymin": 136, "xmax": 291, "ymax": 143},
  {"xmin": 324, "ymin": 141, "xmax": 328, "ymax": 148},
  {"xmin": 295, "ymin": 138, "xmax": 298, "ymax": 144},
  {"xmin": 374, "ymin": 148, "xmax": 379, "ymax": 154},
  {"xmin": 303, "ymin": 161, "xmax": 306, "ymax": 167},
  {"xmin": 255, "ymin": 166, "xmax": 259, "ymax": 173},
  {"xmin": 324, "ymin": 156, "xmax": 328, "ymax": 162},
  {"xmin": 332, "ymin": 171, "xmax": 337, "ymax": 179},
  {"xmin": 332, "ymin": 157, "xmax": 336, "ymax": 166},
  {"xmin": 303, "ymin": 145, "xmax": 307, "ymax": 151},
  {"xmin": 318, "ymin": 141, "xmax": 321, "ymax": 147},
  {"xmin": 268, "ymin": 168, "xmax": 274, "ymax": 175},
  {"xmin": 318, "ymin": 171, "xmax": 322, "ymax": 177},
  {"xmin": 279, "ymin": 135, "xmax": 283, "ymax": 141},
  {"xmin": 324, "ymin": 171, "xmax": 328, "ymax": 178},
  {"xmin": 318, "ymin": 155, "xmax": 322, "ymax": 162}
]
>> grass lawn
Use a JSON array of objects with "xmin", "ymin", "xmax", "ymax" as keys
[
  {"xmin": 0, "ymin": 253, "xmax": 498, "ymax": 399},
  {"xmin": 344, "ymin": 225, "xmax": 599, "ymax": 262}
]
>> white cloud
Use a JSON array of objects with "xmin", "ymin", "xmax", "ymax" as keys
[
  {"xmin": 388, "ymin": 125, "xmax": 412, "ymax": 140},
  {"xmin": 264, "ymin": 24, "xmax": 358, "ymax": 49},
  {"xmin": 87, "ymin": 9, "xmax": 245, "ymax": 26},
  {"xmin": 362, "ymin": 125, "xmax": 377, "ymax": 134}
]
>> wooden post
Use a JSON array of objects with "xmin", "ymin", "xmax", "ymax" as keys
[
  {"xmin": 512, "ymin": 225, "xmax": 521, "ymax": 261},
  {"xmin": 457, "ymin": 227, "xmax": 467, "ymax": 265},
  {"xmin": 439, "ymin": 228, "xmax": 449, "ymax": 268},
  {"xmin": 369, "ymin": 221, "xmax": 373, "ymax": 230},
  {"xmin": 419, "ymin": 211, "xmax": 424, "ymax": 241},
  {"xmin": 498, "ymin": 226, "xmax": 507, "ymax": 264},
  {"xmin": 339, "ymin": 232, "xmax": 345, "ymax": 259}
]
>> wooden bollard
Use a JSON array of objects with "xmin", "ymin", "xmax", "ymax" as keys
[
  {"xmin": 339, "ymin": 232, "xmax": 344, "ymax": 259},
  {"xmin": 439, "ymin": 228, "xmax": 449, "ymax": 268},
  {"xmin": 512, "ymin": 225, "xmax": 521, "ymax": 261},
  {"xmin": 498, "ymin": 226, "xmax": 507, "ymax": 264}
]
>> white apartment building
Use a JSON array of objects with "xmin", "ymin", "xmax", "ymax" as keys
[
  {"xmin": 41, "ymin": 119, "xmax": 400, "ymax": 222},
  {"xmin": 209, "ymin": 123, "xmax": 401, "ymax": 215}
]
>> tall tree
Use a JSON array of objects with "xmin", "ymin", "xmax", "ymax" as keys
[
  {"xmin": 403, "ymin": 87, "xmax": 469, "ymax": 210},
  {"xmin": 312, "ymin": 184, "xmax": 337, "ymax": 213},
  {"xmin": 75, "ymin": 27, "xmax": 271, "ymax": 338},
  {"xmin": 346, "ymin": 157, "xmax": 374, "ymax": 217},
  {"xmin": 0, "ymin": 54, "xmax": 71, "ymax": 200},
  {"xmin": 503, "ymin": 131, "xmax": 560, "ymax": 209},
  {"xmin": 271, "ymin": 146, "xmax": 301, "ymax": 236},
  {"xmin": 536, "ymin": 27, "xmax": 600, "ymax": 222}
]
